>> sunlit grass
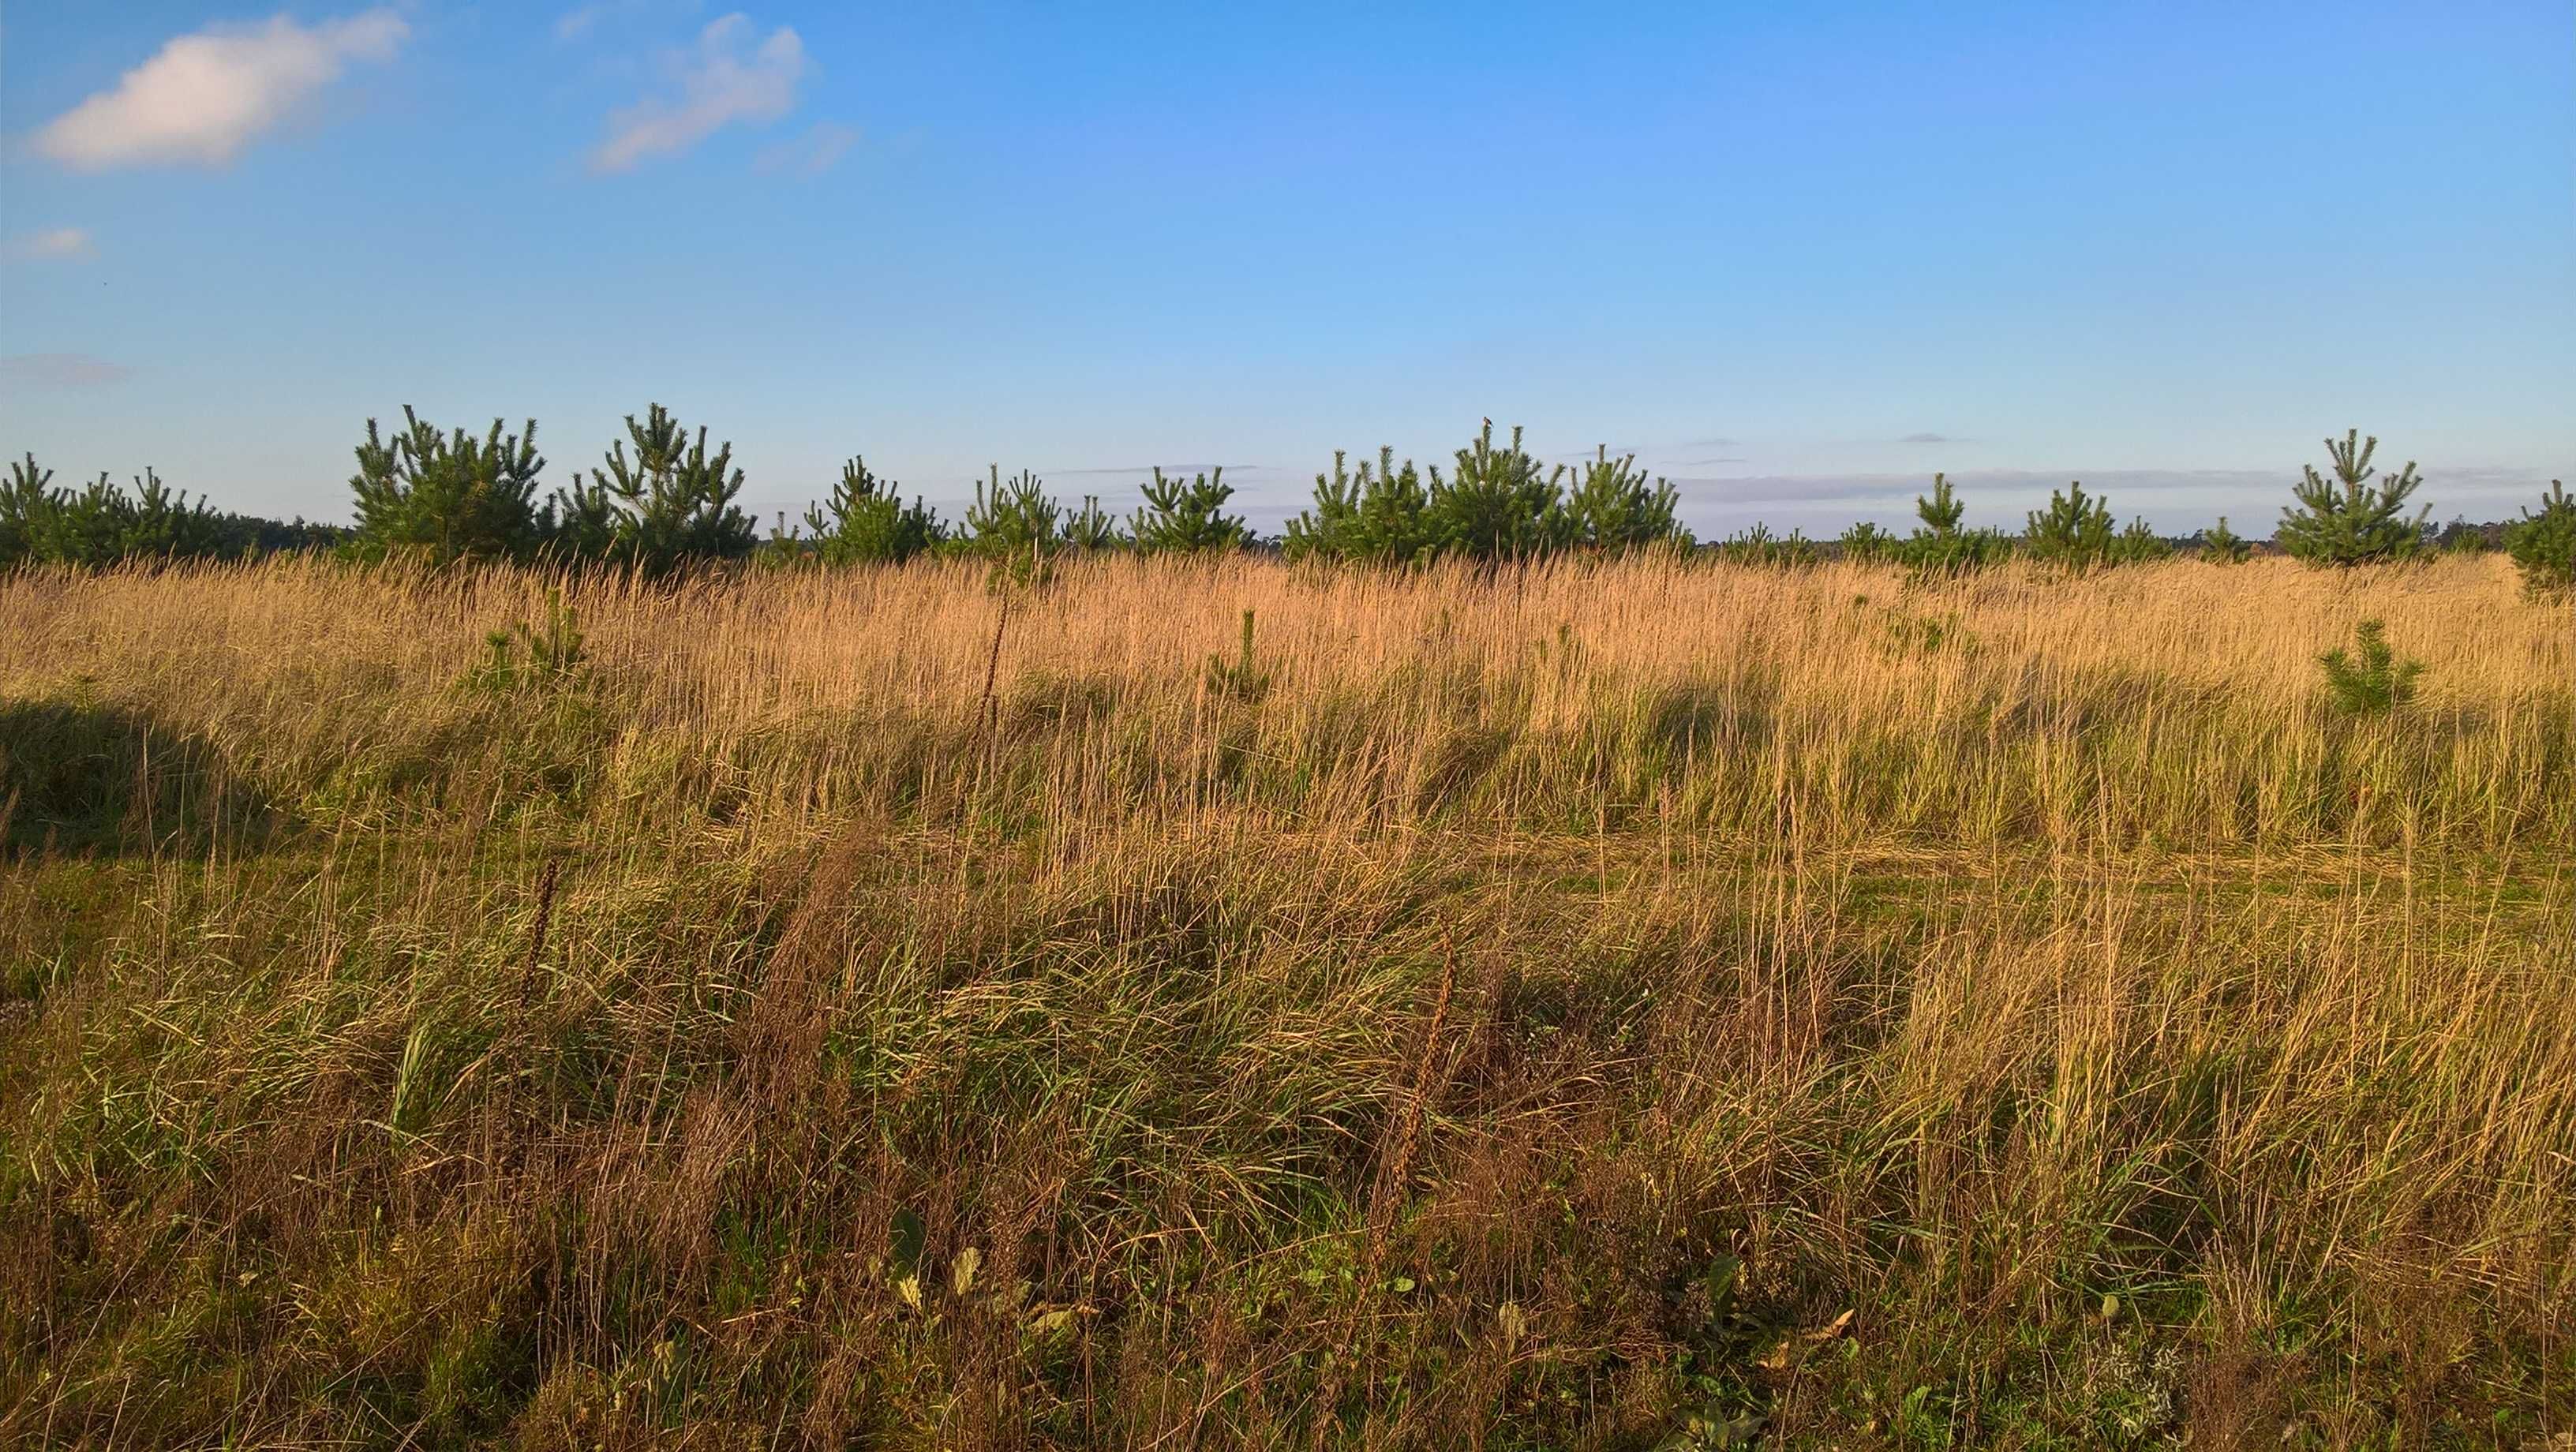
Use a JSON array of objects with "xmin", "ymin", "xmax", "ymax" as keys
[{"xmin": 1, "ymin": 552, "xmax": 2568, "ymax": 1447}]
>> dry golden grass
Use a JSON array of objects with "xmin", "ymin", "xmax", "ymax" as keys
[{"xmin": 0, "ymin": 553, "xmax": 2569, "ymax": 1448}]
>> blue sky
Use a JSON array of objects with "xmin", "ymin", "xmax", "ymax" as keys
[{"xmin": 3, "ymin": 1, "xmax": 2570, "ymax": 536}]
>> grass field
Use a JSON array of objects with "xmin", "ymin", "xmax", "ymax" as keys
[{"xmin": 2, "ymin": 553, "xmax": 2570, "ymax": 1449}]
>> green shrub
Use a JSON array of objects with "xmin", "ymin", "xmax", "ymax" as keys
[
  {"xmin": 2503, "ymin": 480, "xmax": 2574, "ymax": 597},
  {"xmin": 1282, "ymin": 448, "xmax": 1435, "ymax": 566},
  {"xmin": 0, "ymin": 455, "xmax": 229, "ymax": 567},
  {"xmin": 564, "ymin": 403, "xmax": 758, "ymax": 574},
  {"xmin": 1565, "ymin": 446, "xmax": 1687, "ymax": 553},
  {"xmin": 1204, "ymin": 608, "xmax": 1269, "ymax": 699},
  {"xmin": 468, "ymin": 587, "xmax": 588, "ymax": 693},
  {"xmin": 1837, "ymin": 521, "xmax": 1900, "ymax": 564},
  {"xmin": 2, "ymin": 454, "xmax": 54, "ymax": 566},
  {"xmin": 1899, "ymin": 474, "xmax": 2012, "ymax": 575},
  {"xmin": 803, "ymin": 455, "xmax": 944, "ymax": 565},
  {"xmin": 2317, "ymin": 617, "xmax": 2423, "ymax": 716},
  {"xmin": 2109, "ymin": 516, "xmax": 2173, "ymax": 564},
  {"xmin": 2278, "ymin": 429, "xmax": 2428, "ymax": 567},
  {"xmin": 2436, "ymin": 517, "xmax": 2493, "ymax": 556},
  {"xmin": 2197, "ymin": 516, "xmax": 2251, "ymax": 563},
  {"xmin": 2023, "ymin": 481, "xmax": 2115, "ymax": 569},
  {"xmin": 1063, "ymin": 494, "xmax": 1126, "ymax": 552},
  {"xmin": 349, "ymin": 409, "xmax": 551, "ymax": 564},
  {"xmin": 1129, "ymin": 467, "xmax": 1251, "ymax": 554},
  {"xmin": 1425, "ymin": 420, "xmax": 1572, "ymax": 562},
  {"xmin": 1713, "ymin": 522, "xmax": 1818, "ymax": 567},
  {"xmin": 959, "ymin": 466, "xmax": 1067, "ymax": 585}
]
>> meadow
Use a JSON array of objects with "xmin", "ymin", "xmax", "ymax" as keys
[{"xmin": 1, "ymin": 552, "xmax": 2569, "ymax": 1449}]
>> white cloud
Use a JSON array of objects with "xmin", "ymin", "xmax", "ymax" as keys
[
  {"xmin": 591, "ymin": 13, "xmax": 806, "ymax": 173},
  {"xmin": 754, "ymin": 120, "xmax": 856, "ymax": 178},
  {"xmin": 6, "ymin": 228, "xmax": 97, "ymax": 262},
  {"xmin": 32, "ymin": 9, "xmax": 409, "ymax": 170},
  {"xmin": 1, "ymin": 354, "xmax": 133, "ymax": 389}
]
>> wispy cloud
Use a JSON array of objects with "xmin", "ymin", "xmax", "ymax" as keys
[
  {"xmin": 556, "ymin": 0, "xmax": 703, "ymax": 43},
  {"xmin": 6, "ymin": 228, "xmax": 96, "ymax": 262},
  {"xmin": 1, "ymin": 353, "xmax": 133, "ymax": 389},
  {"xmin": 590, "ymin": 13, "xmax": 807, "ymax": 173},
  {"xmin": 1898, "ymin": 432, "xmax": 1953, "ymax": 444},
  {"xmin": 1673, "ymin": 456, "xmax": 1747, "ymax": 466},
  {"xmin": 754, "ymin": 120, "xmax": 857, "ymax": 178},
  {"xmin": 32, "ymin": 9, "xmax": 408, "ymax": 170}
]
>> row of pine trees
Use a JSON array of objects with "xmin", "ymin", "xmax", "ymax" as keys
[{"xmin": 5, "ymin": 409, "xmax": 2571, "ymax": 593}]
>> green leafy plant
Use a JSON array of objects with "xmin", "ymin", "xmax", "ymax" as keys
[
  {"xmin": 469, "ymin": 587, "xmax": 588, "ymax": 692},
  {"xmin": 1565, "ymin": 446, "xmax": 1687, "ymax": 553},
  {"xmin": 1129, "ymin": 467, "xmax": 1251, "ymax": 554},
  {"xmin": 2197, "ymin": 516, "xmax": 2251, "ymax": 563},
  {"xmin": 2503, "ymin": 480, "xmax": 2574, "ymax": 597},
  {"xmin": 2317, "ymin": 617, "xmax": 2423, "ymax": 716},
  {"xmin": 2278, "ymin": 429, "xmax": 2429, "ymax": 566},
  {"xmin": 348, "ymin": 408, "xmax": 551, "ymax": 565},
  {"xmin": 1282, "ymin": 447, "xmax": 1436, "ymax": 566},
  {"xmin": 803, "ymin": 455, "xmax": 944, "ymax": 565},
  {"xmin": 1204, "ymin": 609, "xmax": 1269, "ymax": 699}
]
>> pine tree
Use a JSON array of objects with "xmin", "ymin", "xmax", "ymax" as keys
[
  {"xmin": 2503, "ymin": 480, "xmax": 2575, "ymax": 597},
  {"xmin": 2198, "ymin": 516, "xmax": 2252, "ymax": 563},
  {"xmin": 1565, "ymin": 446, "xmax": 1687, "ymax": 553},
  {"xmin": 1916, "ymin": 473, "xmax": 1965, "ymax": 536},
  {"xmin": 1062, "ymin": 494, "xmax": 1125, "ymax": 552},
  {"xmin": 1425, "ymin": 420, "xmax": 1572, "ymax": 562},
  {"xmin": 1900, "ymin": 473, "xmax": 2009, "ymax": 574},
  {"xmin": 1128, "ymin": 467, "xmax": 1251, "ymax": 554},
  {"xmin": 2, "ymin": 454, "xmax": 59, "ymax": 567},
  {"xmin": 803, "ymin": 455, "xmax": 942, "ymax": 565},
  {"xmin": 1282, "ymin": 448, "xmax": 1435, "ymax": 565},
  {"xmin": 348, "ymin": 408, "xmax": 549, "ymax": 564},
  {"xmin": 2023, "ymin": 481, "xmax": 2114, "ymax": 568},
  {"xmin": 2109, "ymin": 516, "xmax": 2173, "ymax": 564},
  {"xmin": 1714, "ymin": 522, "xmax": 1818, "ymax": 567},
  {"xmin": 962, "ymin": 466, "xmax": 1063, "ymax": 584},
  {"xmin": 1837, "ymin": 521, "xmax": 1899, "ymax": 563},
  {"xmin": 2277, "ymin": 429, "xmax": 2429, "ymax": 566},
  {"xmin": 583, "ymin": 403, "xmax": 757, "ymax": 574},
  {"xmin": 118, "ymin": 468, "xmax": 221, "ymax": 560},
  {"xmin": 47, "ymin": 475, "xmax": 137, "ymax": 567}
]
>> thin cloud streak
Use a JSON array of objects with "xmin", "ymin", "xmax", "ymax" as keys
[
  {"xmin": 2, "ymin": 354, "xmax": 135, "ymax": 389},
  {"xmin": 754, "ymin": 121, "xmax": 857, "ymax": 178},
  {"xmin": 6, "ymin": 228, "xmax": 96, "ymax": 262},
  {"xmin": 590, "ymin": 14, "xmax": 807, "ymax": 173}
]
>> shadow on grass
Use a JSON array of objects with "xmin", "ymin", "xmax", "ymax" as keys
[{"xmin": 1, "ymin": 698, "xmax": 289, "ymax": 859}]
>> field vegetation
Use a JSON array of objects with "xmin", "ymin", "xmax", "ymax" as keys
[{"xmin": 2, "ymin": 544, "xmax": 2570, "ymax": 1448}]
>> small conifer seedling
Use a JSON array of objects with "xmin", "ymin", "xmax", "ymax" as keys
[{"xmin": 2317, "ymin": 617, "xmax": 2423, "ymax": 716}]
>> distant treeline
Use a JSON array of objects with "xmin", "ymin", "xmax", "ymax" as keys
[{"xmin": 6, "ymin": 410, "xmax": 2570, "ymax": 593}]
